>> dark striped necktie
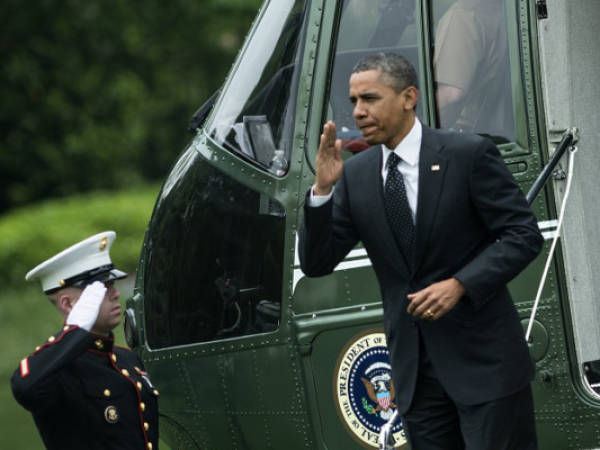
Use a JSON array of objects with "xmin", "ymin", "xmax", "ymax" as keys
[{"xmin": 384, "ymin": 152, "xmax": 415, "ymax": 267}]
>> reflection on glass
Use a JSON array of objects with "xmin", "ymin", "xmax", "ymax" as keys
[
  {"xmin": 206, "ymin": 0, "xmax": 307, "ymax": 174},
  {"xmin": 327, "ymin": 0, "xmax": 420, "ymax": 154},
  {"xmin": 144, "ymin": 149, "xmax": 285, "ymax": 348},
  {"xmin": 432, "ymin": 0, "xmax": 515, "ymax": 142}
]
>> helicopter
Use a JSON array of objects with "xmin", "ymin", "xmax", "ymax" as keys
[{"xmin": 124, "ymin": 0, "xmax": 600, "ymax": 448}]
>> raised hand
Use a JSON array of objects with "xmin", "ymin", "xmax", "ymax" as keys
[
  {"xmin": 314, "ymin": 121, "xmax": 343, "ymax": 195},
  {"xmin": 66, "ymin": 281, "xmax": 107, "ymax": 331}
]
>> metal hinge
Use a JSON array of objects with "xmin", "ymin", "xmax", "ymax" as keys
[{"xmin": 536, "ymin": 0, "xmax": 548, "ymax": 19}]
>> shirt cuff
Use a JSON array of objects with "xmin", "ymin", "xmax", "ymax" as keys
[{"xmin": 308, "ymin": 185, "xmax": 334, "ymax": 207}]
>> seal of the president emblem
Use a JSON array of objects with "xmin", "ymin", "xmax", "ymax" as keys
[{"xmin": 334, "ymin": 330, "xmax": 407, "ymax": 449}]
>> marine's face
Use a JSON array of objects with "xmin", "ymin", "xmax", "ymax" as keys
[{"xmin": 349, "ymin": 69, "xmax": 418, "ymax": 149}]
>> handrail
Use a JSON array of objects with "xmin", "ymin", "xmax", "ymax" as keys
[{"xmin": 526, "ymin": 127, "xmax": 578, "ymax": 206}]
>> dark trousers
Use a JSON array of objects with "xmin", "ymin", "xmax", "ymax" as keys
[{"xmin": 402, "ymin": 336, "xmax": 538, "ymax": 450}]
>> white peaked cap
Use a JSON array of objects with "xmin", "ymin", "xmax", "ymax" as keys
[{"xmin": 25, "ymin": 231, "xmax": 127, "ymax": 293}]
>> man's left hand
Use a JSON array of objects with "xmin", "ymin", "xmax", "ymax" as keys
[{"xmin": 407, "ymin": 278, "xmax": 466, "ymax": 321}]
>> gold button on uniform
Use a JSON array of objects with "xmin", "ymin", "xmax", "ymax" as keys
[
  {"xmin": 144, "ymin": 422, "xmax": 149, "ymax": 431},
  {"xmin": 48, "ymin": 336, "xmax": 55, "ymax": 343},
  {"xmin": 111, "ymin": 353, "xmax": 117, "ymax": 362},
  {"xmin": 121, "ymin": 369, "xmax": 129, "ymax": 377},
  {"xmin": 147, "ymin": 443, "xmax": 152, "ymax": 450},
  {"xmin": 103, "ymin": 389, "xmax": 111, "ymax": 397},
  {"xmin": 137, "ymin": 382, "xmax": 143, "ymax": 390},
  {"xmin": 63, "ymin": 325, "xmax": 70, "ymax": 331},
  {"xmin": 153, "ymin": 389, "xmax": 159, "ymax": 397},
  {"xmin": 35, "ymin": 346, "xmax": 41, "ymax": 351},
  {"xmin": 140, "ymin": 402, "xmax": 146, "ymax": 411}
]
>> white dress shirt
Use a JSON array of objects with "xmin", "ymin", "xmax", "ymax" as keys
[{"xmin": 309, "ymin": 118, "xmax": 422, "ymax": 223}]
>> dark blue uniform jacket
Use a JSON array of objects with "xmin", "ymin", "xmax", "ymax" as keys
[{"xmin": 11, "ymin": 326, "xmax": 159, "ymax": 450}]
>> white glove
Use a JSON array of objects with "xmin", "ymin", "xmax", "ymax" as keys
[{"xmin": 66, "ymin": 281, "xmax": 107, "ymax": 331}]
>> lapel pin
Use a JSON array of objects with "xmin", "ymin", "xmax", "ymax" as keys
[{"xmin": 431, "ymin": 164, "xmax": 440, "ymax": 171}]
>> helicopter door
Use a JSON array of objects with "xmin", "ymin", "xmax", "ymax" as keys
[
  {"xmin": 298, "ymin": 0, "xmax": 536, "ymax": 448},
  {"xmin": 295, "ymin": 1, "xmax": 422, "ymax": 448}
]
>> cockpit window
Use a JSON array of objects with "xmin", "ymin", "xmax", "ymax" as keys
[
  {"xmin": 326, "ymin": 0, "xmax": 421, "ymax": 153},
  {"xmin": 143, "ymin": 149, "xmax": 285, "ymax": 348},
  {"xmin": 206, "ymin": 0, "xmax": 308, "ymax": 176},
  {"xmin": 431, "ymin": 0, "xmax": 516, "ymax": 143}
]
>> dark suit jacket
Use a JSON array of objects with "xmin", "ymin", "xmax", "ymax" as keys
[{"xmin": 299, "ymin": 125, "xmax": 544, "ymax": 414}]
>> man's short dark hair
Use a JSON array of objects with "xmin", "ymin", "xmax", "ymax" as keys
[{"xmin": 352, "ymin": 52, "xmax": 418, "ymax": 93}]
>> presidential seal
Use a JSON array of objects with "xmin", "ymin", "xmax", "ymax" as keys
[{"xmin": 334, "ymin": 330, "xmax": 407, "ymax": 449}]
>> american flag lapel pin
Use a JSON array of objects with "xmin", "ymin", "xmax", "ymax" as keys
[{"xmin": 431, "ymin": 164, "xmax": 440, "ymax": 171}]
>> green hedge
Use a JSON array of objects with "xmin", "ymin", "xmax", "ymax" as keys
[{"xmin": 0, "ymin": 185, "xmax": 160, "ymax": 288}]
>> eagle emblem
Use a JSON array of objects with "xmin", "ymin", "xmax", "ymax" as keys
[
  {"xmin": 334, "ymin": 331, "xmax": 407, "ymax": 448},
  {"xmin": 361, "ymin": 362, "xmax": 397, "ymax": 420}
]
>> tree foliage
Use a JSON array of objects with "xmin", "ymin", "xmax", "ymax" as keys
[{"xmin": 0, "ymin": 0, "xmax": 262, "ymax": 213}]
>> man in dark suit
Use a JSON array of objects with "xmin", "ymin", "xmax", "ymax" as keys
[{"xmin": 299, "ymin": 53, "xmax": 543, "ymax": 449}]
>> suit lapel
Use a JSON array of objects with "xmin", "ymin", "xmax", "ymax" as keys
[{"xmin": 414, "ymin": 127, "xmax": 448, "ymax": 273}]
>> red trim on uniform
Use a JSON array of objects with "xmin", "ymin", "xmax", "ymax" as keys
[
  {"xmin": 87, "ymin": 349, "xmax": 109, "ymax": 355},
  {"xmin": 109, "ymin": 355, "xmax": 150, "ymax": 447},
  {"xmin": 32, "ymin": 325, "xmax": 80, "ymax": 355},
  {"xmin": 90, "ymin": 332, "xmax": 115, "ymax": 342},
  {"xmin": 20, "ymin": 358, "xmax": 29, "ymax": 378}
]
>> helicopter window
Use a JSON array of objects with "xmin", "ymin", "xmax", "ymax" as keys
[
  {"xmin": 143, "ymin": 151, "xmax": 285, "ymax": 348},
  {"xmin": 431, "ymin": 0, "xmax": 516, "ymax": 143},
  {"xmin": 326, "ymin": 0, "xmax": 421, "ymax": 153},
  {"xmin": 206, "ymin": 0, "xmax": 308, "ymax": 176}
]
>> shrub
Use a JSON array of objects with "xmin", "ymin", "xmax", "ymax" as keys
[{"xmin": 0, "ymin": 185, "xmax": 160, "ymax": 288}]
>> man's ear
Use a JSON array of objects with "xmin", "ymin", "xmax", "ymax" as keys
[
  {"xmin": 402, "ymin": 86, "xmax": 419, "ymax": 110},
  {"xmin": 57, "ymin": 293, "xmax": 76, "ymax": 316}
]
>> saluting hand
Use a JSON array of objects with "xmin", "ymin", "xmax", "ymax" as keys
[
  {"xmin": 66, "ymin": 281, "xmax": 107, "ymax": 331},
  {"xmin": 407, "ymin": 278, "xmax": 466, "ymax": 321},
  {"xmin": 314, "ymin": 121, "xmax": 343, "ymax": 195}
]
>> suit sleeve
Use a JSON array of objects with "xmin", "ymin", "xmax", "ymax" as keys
[
  {"xmin": 11, "ymin": 326, "xmax": 94, "ymax": 413},
  {"xmin": 299, "ymin": 170, "xmax": 360, "ymax": 277},
  {"xmin": 453, "ymin": 140, "xmax": 544, "ymax": 308}
]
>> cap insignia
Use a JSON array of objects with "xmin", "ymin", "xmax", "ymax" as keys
[
  {"xmin": 99, "ymin": 237, "xmax": 109, "ymax": 251},
  {"xmin": 59, "ymin": 279, "xmax": 66, "ymax": 287}
]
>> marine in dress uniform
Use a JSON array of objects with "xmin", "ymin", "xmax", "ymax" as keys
[{"xmin": 11, "ymin": 231, "xmax": 159, "ymax": 450}]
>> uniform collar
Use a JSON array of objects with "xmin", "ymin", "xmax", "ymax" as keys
[
  {"xmin": 88, "ymin": 332, "xmax": 115, "ymax": 353},
  {"xmin": 382, "ymin": 117, "xmax": 422, "ymax": 167}
]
